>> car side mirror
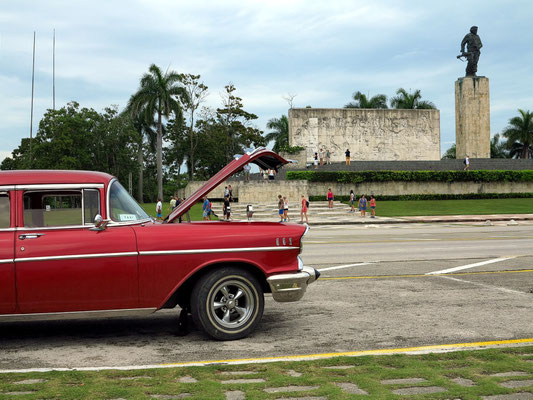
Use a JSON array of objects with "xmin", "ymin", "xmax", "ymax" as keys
[{"xmin": 90, "ymin": 214, "xmax": 109, "ymax": 231}]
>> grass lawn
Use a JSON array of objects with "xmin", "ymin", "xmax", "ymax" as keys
[
  {"xmin": 348, "ymin": 198, "xmax": 533, "ymax": 217},
  {"xmin": 0, "ymin": 346, "xmax": 531, "ymax": 399}
]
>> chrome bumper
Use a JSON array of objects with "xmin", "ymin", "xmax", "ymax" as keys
[{"xmin": 267, "ymin": 266, "xmax": 320, "ymax": 302}]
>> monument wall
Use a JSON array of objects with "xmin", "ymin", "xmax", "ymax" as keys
[
  {"xmin": 455, "ymin": 76, "xmax": 490, "ymax": 159},
  {"xmin": 288, "ymin": 108, "xmax": 441, "ymax": 162}
]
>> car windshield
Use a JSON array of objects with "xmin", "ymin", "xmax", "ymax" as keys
[{"xmin": 109, "ymin": 180, "xmax": 151, "ymax": 223}]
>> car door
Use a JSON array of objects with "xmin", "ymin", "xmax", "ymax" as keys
[
  {"xmin": 0, "ymin": 190, "xmax": 16, "ymax": 314},
  {"xmin": 14, "ymin": 186, "xmax": 139, "ymax": 314}
]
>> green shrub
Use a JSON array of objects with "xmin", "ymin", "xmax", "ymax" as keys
[{"xmin": 287, "ymin": 170, "xmax": 533, "ymax": 183}]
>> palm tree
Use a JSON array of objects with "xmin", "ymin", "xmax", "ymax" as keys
[
  {"xmin": 390, "ymin": 88, "xmax": 436, "ymax": 109},
  {"xmin": 502, "ymin": 109, "xmax": 533, "ymax": 159},
  {"xmin": 490, "ymin": 133, "xmax": 508, "ymax": 159},
  {"xmin": 345, "ymin": 91, "xmax": 388, "ymax": 109},
  {"xmin": 265, "ymin": 115, "xmax": 289, "ymax": 153},
  {"xmin": 127, "ymin": 64, "xmax": 188, "ymax": 200}
]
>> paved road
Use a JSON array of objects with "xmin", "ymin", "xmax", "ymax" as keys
[{"xmin": 1, "ymin": 221, "xmax": 533, "ymax": 370}]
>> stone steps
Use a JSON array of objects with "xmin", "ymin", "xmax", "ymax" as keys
[{"xmin": 211, "ymin": 201, "xmax": 352, "ymax": 220}]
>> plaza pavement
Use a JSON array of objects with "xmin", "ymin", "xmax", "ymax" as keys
[{"xmin": 211, "ymin": 201, "xmax": 533, "ymax": 226}]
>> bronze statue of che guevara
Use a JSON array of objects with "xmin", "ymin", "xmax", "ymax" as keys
[{"xmin": 458, "ymin": 26, "xmax": 483, "ymax": 77}]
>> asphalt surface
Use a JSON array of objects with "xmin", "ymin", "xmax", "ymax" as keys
[{"xmin": 1, "ymin": 220, "xmax": 533, "ymax": 371}]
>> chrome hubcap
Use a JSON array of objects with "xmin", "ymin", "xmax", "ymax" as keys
[{"xmin": 210, "ymin": 279, "xmax": 255, "ymax": 329}]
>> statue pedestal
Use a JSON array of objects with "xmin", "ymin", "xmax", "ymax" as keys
[{"xmin": 455, "ymin": 76, "xmax": 490, "ymax": 159}]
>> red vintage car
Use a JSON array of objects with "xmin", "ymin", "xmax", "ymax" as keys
[{"xmin": 0, "ymin": 148, "xmax": 318, "ymax": 340}]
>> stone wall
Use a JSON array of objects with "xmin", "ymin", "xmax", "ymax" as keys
[
  {"xmin": 177, "ymin": 179, "xmax": 532, "ymax": 203},
  {"xmin": 288, "ymin": 108, "xmax": 440, "ymax": 162}
]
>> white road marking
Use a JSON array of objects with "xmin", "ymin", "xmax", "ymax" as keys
[
  {"xmin": 425, "ymin": 257, "xmax": 514, "ymax": 275},
  {"xmin": 439, "ymin": 276, "xmax": 527, "ymax": 296},
  {"xmin": 318, "ymin": 262, "xmax": 373, "ymax": 272}
]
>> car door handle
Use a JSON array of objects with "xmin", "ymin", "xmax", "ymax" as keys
[{"xmin": 19, "ymin": 233, "xmax": 45, "ymax": 240}]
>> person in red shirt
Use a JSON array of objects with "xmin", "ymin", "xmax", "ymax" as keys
[
  {"xmin": 300, "ymin": 194, "xmax": 309, "ymax": 224},
  {"xmin": 370, "ymin": 195, "xmax": 376, "ymax": 218},
  {"xmin": 327, "ymin": 188, "xmax": 334, "ymax": 208}
]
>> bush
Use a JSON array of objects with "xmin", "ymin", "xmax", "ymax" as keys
[{"xmin": 287, "ymin": 170, "xmax": 533, "ymax": 183}]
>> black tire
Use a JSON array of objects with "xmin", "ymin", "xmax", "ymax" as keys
[{"xmin": 190, "ymin": 267, "xmax": 264, "ymax": 340}]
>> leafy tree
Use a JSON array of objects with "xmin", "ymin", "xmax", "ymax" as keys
[
  {"xmin": 1, "ymin": 102, "xmax": 139, "ymax": 188},
  {"xmin": 216, "ymin": 83, "xmax": 265, "ymax": 164},
  {"xmin": 441, "ymin": 143, "xmax": 456, "ymax": 160},
  {"xmin": 345, "ymin": 91, "xmax": 388, "ymax": 109},
  {"xmin": 127, "ymin": 64, "xmax": 188, "ymax": 200},
  {"xmin": 180, "ymin": 74, "xmax": 208, "ymax": 181},
  {"xmin": 265, "ymin": 115, "xmax": 289, "ymax": 152},
  {"xmin": 502, "ymin": 109, "xmax": 533, "ymax": 159},
  {"xmin": 390, "ymin": 88, "xmax": 436, "ymax": 109}
]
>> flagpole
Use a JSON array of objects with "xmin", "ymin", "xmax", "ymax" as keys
[
  {"xmin": 53, "ymin": 28, "xmax": 55, "ymax": 110},
  {"xmin": 29, "ymin": 31, "xmax": 36, "ymax": 167}
]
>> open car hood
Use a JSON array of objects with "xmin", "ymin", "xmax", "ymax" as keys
[{"xmin": 165, "ymin": 148, "xmax": 289, "ymax": 223}]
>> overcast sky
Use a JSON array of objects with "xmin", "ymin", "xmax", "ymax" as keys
[{"xmin": 1, "ymin": 0, "xmax": 533, "ymax": 163}]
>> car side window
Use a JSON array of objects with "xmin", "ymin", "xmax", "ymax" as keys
[
  {"xmin": 23, "ymin": 190, "xmax": 83, "ymax": 227},
  {"xmin": 0, "ymin": 192, "xmax": 9, "ymax": 228},
  {"xmin": 83, "ymin": 189, "xmax": 100, "ymax": 224}
]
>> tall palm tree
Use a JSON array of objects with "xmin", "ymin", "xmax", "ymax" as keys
[
  {"xmin": 502, "ymin": 109, "xmax": 533, "ymax": 159},
  {"xmin": 127, "ymin": 64, "xmax": 188, "ymax": 200},
  {"xmin": 390, "ymin": 88, "xmax": 436, "ymax": 109},
  {"xmin": 490, "ymin": 133, "xmax": 508, "ymax": 159},
  {"xmin": 345, "ymin": 91, "xmax": 388, "ymax": 109},
  {"xmin": 265, "ymin": 115, "xmax": 289, "ymax": 153}
]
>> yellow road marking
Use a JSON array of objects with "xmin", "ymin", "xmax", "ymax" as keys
[
  {"xmin": 320, "ymin": 269, "xmax": 533, "ymax": 281},
  {"xmin": 158, "ymin": 338, "xmax": 533, "ymax": 368}
]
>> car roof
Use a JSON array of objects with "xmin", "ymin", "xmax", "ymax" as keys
[{"xmin": 0, "ymin": 170, "xmax": 114, "ymax": 186}]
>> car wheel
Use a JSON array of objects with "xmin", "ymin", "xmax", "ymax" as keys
[{"xmin": 191, "ymin": 267, "xmax": 264, "ymax": 340}]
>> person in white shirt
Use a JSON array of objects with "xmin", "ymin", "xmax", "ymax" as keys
[{"xmin": 156, "ymin": 198, "xmax": 163, "ymax": 220}]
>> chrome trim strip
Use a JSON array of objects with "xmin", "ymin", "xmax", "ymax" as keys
[
  {"xmin": 0, "ymin": 228, "xmax": 16, "ymax": 232},
  {"xmin": 16, "ymin": 183, "xmax": 104, "ymax": 190},
  {"xmin": 0, "ymin": 307, "xmax": 157, "ymax": 322},
  {"xmin": 17, "ymin": 225, "xmax": 93, "ymax": 231},
  {"xmin": 0, "ymin": 186, "xmax": 15, "ymax": 190},
  {"xmin": 0, "ymin": 258, "xmax": 14, "ymax": 264},
  {"xmin": 140, "ymin": 246, "xmax": 299, "ymax": 256},
  {"xmin": 15, "ymin": 251, "xmax": 138, "ymax": 263}
]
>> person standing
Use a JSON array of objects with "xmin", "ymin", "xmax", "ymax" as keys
[
  {"xmin": 349, "ymin": 190, "xmax": 355, "ymax": 212},
  {"xmin": 327, "ymin": 188, "xmax": 334, "ymax": 209},
  {"xmin": 278, "ymin": 194, "xmax": 284, "ymax": 222},
  {"xmin": 283, "ymin": 196, "xmax": 289, "ymax": 222},
  {"xmin": 464, "ymin": 155, "xmax": 470, "ymax": 171},
  {"xmin": 326, "ymin": 148, "xmax": 332, "ymax": 164},
  {"xmin": 228, "ymin": 184, "xmax": 234, "ymax": 202},
  {"xmin": 300, "ymin": 194, "xmax": 309, "ymax": 224},
  {"xmin": 345, "ymin": 149, "xmax": 351, "ymax": 166},
  {"xmin": 223, "ymin": 195, "xmax": 231, "ymax": 221},
  {"xmin": 202, "ymin": 196, "xmax": 211, "ymax": 221},
  {"xmin": 156, "ymin": 198, "xmax": 163, "ymax": 220},
  {"xmin": 169, "ymin": 195, "xmax": 177, "ymax": 211},
  {"xmin": 268, "ymin": 169, "xmax": 276, "ymax": 180},
  {"xmin": 319, "ymin": 148, "xmax": 324, "ymax": 166},
  {"xmin": 313, "ymin": 153, "xmax": 319, "ymax": 169},
  {"xmin": 358, "ymin": 194, "xmax": 367, "ymax": 217},
  {"xmin": 369, "ymin": 195, "xmax": 376, "ymax": 218},
  {"xmin": 243, "ymin": 163, "xmax": 251, "ymax": 181}
]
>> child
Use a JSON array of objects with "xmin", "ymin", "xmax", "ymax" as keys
[
  {"xmin": 278, "ymin": 195, "xmax": 284, "ymax": 222},
  {"xmin": 156, "ymin": 198, "xmax": 162, "ymax": 220},
  {"xmin": 349, "ymin": 190, "xmax": 355, "ymax": 212},
  {"xmin": 283, "ymin": 196, "xmax": 289, "ymax": 222},
  {"xmin": 300, "ymin": 194, "xmax": 309, "ymax": 224},
  {"xmin": 370, "ymin": 195, "xmax": 376, "ymax": 218}
]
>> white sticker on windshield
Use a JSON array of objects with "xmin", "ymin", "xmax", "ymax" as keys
[{"xmin": 119, "ymin": 214, "xmax": 137, "ymax": 221}]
